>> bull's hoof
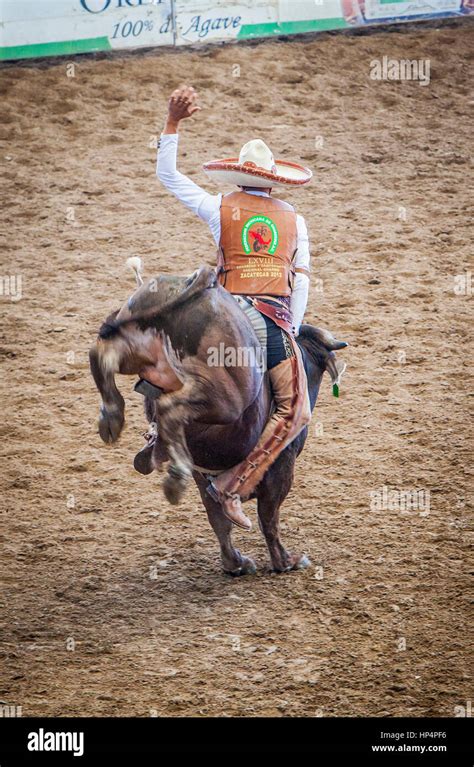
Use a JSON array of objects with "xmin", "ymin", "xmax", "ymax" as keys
[
  {"xmin": 225, "ymin": 556, "xmax": 257, "ymax": 577},
  {"xmin": 292, "ymin": 554, "xmax": 311, "ymax": 570},
  {"xmin": 163, "ymin": 467, "xmax": 190, "ymax": 505},
  {"xmin": 98, "ymin": 407, "xmax": 124, "ymax": 444},
  {"xmin": 274, "ymin": 553, "xmax": 311, "ymax": 573}
]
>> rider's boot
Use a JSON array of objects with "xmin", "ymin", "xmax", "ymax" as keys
[
  {"xmin": 220, "ymin": 494, "xmax": 253, "ymax": 531},
  {"xmin": 133, "ymin": 422, "xmax": 158, "ymax": 475}
]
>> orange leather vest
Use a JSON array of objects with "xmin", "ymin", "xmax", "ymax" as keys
[{"xmin": 218, "ymin": 191, "xmax": 298, "ymax": 296}]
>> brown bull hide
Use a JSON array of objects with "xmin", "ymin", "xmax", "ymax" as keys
[{"xmin": 89, "ymin": 270, "xmax": 347, "ymax": 575}]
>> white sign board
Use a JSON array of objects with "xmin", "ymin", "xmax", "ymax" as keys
[
  {"xmin": 0, "ymin": 0, "xmax": 174, "ymax": 60},
  {"xmin": 0, "ymin": 0, "xmax": 469, "ymax": 61},
  {"xmin": 174, "ymin": 0, "xmax": 347, "ymax": 44},
  {"xmin": 364, "ymin": 0, "xmax": 461, "ymax": 20}
]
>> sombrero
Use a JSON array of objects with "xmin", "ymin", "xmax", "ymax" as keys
[{"xmin": 203, "ymin": 139, "xmax": 312, "ymax": 189}]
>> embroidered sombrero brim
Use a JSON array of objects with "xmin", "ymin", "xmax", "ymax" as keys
[{"xmin": 202, "ymin": 158, "xmax": 312, "ymax": 188}]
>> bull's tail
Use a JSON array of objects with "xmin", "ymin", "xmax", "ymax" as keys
[{"xmin": 89, "ymin": 344, "xmax": 125, "ymax": 443}]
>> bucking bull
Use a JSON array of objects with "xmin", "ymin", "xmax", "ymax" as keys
[{"xmin": 89, "ymin": 261, "xmax": 347, "ymax": 575}]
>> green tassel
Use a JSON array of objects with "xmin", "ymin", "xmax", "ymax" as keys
[{"xmin": 332, "ymin": 383, "xmax": 339, "ymax": 398}]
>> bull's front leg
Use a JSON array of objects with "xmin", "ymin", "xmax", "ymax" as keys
[
  {"xmin": 193, "ymin": 474, "xmax": 256, "ymax": 576},
  {"xmin": 89, "ymin": 345, "xmax": 125, "ymax": 444},
  {"xmin": 257, "ymin": 447, "xmax": 311, "ymax": 573}
]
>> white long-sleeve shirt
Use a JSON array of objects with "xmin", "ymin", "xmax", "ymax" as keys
[{"xmin": 156, "ymin": 133, "xmax": 310, "ymax": 332}]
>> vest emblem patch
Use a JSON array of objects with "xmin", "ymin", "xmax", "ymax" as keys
[{"xmin": 242, "ymin": 215, "xmax": 279, "ymax": 255}]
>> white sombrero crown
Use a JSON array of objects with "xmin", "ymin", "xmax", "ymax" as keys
[{"xmin": 238, "ymin": 139, "xmax": 277, "ymax": 174}]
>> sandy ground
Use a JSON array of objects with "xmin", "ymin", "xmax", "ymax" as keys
[{"xmin": 0, "ymin": 19, "xmax": 472, "ymax": 718}]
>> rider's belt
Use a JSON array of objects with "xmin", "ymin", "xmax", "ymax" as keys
[
  {"xmin": 240, "ymin": 295, "xmax": 294, "ymax": 335},
  {"xmin": 218, "ymin": 191, "xmax": 298, "ymax": 297}
]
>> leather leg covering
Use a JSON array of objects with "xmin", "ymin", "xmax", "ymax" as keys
[{"xmin": 213, "ymin": 341, "xmax": 311, "ymax": 500}]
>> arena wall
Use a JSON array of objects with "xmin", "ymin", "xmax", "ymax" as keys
[{"xmin": 1, "ymin": 0, "xmax": 472, "ymax": 61}]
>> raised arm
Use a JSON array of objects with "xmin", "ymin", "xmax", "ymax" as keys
[
  {"xmin": 291, "ymin": 214, "xmax": 311, "ymax": 334},
  {"xmin": 157, "ymin": 86, "xmax": 221, "ymax": 229}
]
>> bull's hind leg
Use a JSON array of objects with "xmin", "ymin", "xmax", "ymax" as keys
[
  {"xmin": 257, "ymin": 447, "xmax": 311, "ymax": 573},
  {"xmin": 194, "ymin": 474, "xmax": 256, "ymax": 576},
  {"xmin": 158, "ymin": 411, "xmax": 192, "ymax": 504},
  {"xmin": 155, "ymin": 382, "xmax": 203, "ymax": 504}
]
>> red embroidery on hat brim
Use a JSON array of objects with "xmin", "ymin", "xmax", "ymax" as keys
[{"xmin": 203, "ymin": 158, "xmax": 312, "ymax": 186}]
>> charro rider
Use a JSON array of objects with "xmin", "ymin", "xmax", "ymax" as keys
[{"xmin": 142, "ymin": 85, "xmax": 313, "ymax": 530}]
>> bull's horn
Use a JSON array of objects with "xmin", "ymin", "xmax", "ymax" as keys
[{"xmin": 126, "ymin": 257, "xmax": 144, "ymax": 287}]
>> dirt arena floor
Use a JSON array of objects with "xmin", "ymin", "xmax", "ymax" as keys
[{"xmin": 1, "ymin": 19, "xmax": 472, "ymax": 718}]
